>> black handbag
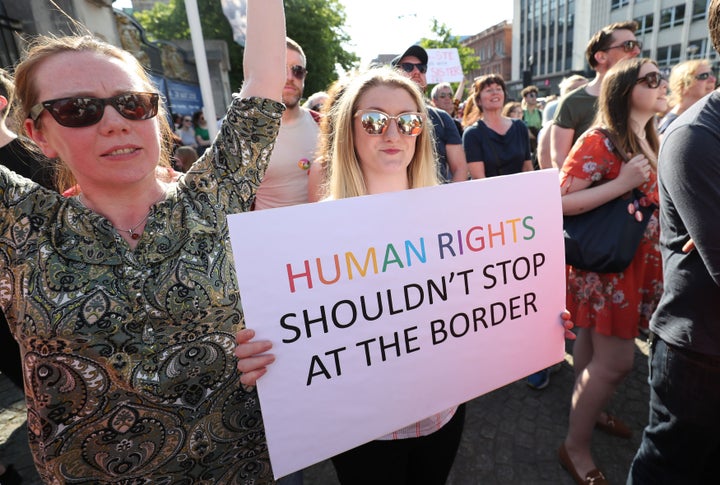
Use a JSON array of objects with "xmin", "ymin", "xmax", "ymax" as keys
[{"xmin": 563, "ymin": 129, "xmax": 656, "ymax": 273}]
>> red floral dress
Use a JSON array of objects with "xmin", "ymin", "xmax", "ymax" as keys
[{"xmin": 561, "ymin": 129, "xmax": 663, "ymax": 338}]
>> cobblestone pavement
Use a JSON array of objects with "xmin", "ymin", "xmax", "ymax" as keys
[{"xmin": 1, "ymin": 338, "xmax": 650, "ymax": 484}]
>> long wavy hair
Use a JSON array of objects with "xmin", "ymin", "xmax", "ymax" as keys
[
  {"xmin": 594, "ymin": 57, "xmax": 660, "ymax": 168},
  {"xmin": 13, "ymin": 35, "xmax": 175, "ymax": 192},
  {"xmin": 326, "ymin": 68, "xmax": 439, "ymax": 199}
]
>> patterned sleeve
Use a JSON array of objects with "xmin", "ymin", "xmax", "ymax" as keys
[
  {"xmin": 181, "ymin": 96, "xmax": 285, "ymax": 214},
  {"xmin": 560, "ymin": 129, "xmax": 621, "ymax": 185}
]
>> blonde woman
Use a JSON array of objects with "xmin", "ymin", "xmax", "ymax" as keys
[{"xmin": 657, "ymin": 59, "xmax": 716, "ymax": 134}]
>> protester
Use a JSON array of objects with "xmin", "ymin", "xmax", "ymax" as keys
[
  {"xmin": 302, "ymin": 90, "xmax": 329, "ymax": 112},
  {"xmin": 307, "ymin": 77, "xmax": 349, "ymax": 202},
  {"xmin": 627, "ymin": 2, "xmax": 720, "ymax": 481},
  {"xmin": 537, "ymin": 75, "xmax": 589, "ymax": 169},
  {"xmin": 430, "ymin": 81, "xmax": 463, "ymax": 134},
  {"xmin": 254, "ymin": 37, "xmax": 319, "ymax": 210},
  {"xmin": 462, "ymin": 74, "xmax": 532, "ymax": 178},
  {"xmin": 521, "ymin": 85, "xmax": 543, "ymax": 157},
  {"xmin": 502, "ymin": 101, "xmax": 523, "ymax": 119},
  {"xmin": 392, "ymin": 45, "xmax": 468, "ymax": 183},
  {"xmin": 0, "ymin": 66, "xmax": 51, "ymax": 485},
  {"xmin": 174, "ymin": 113, "xmax": 197, "ymax": 148},
  {"xmin": 1, "ymin": 1, "xmax": 285, "ymax": 482},
  {"xmin": 552, "ymin": 21, "xmax": 641, "ymax": 168},
  {"xmin": 192, "ymin": 109, "xmax": 211, "ymax": 150},
  {"xmin": 558, "ymin": 58, "xmax": 666, "ymax": 485},
  {"xmin": 171, "ymin": 144, "xmax": 198, "ymax": 172},
  {"xmin": 657, "ymin": 59, "xmax": 717, "ymax": 135}
]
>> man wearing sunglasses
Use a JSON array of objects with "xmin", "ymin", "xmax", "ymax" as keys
[
  {"xmin": 551, "ymin": 21, "xmax": 641, "ymax": 169},
  {"xmin": 392, "ymin": 45, "xmax": 468, "ymax": 183},
  {"xmin": 254, "ymin": 38, "xmax": 319, "ymax": 211}
]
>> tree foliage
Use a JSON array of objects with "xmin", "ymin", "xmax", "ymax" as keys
[{"xmin": 134, "ymin": 0, "xmax": 358, "ymax": 97}]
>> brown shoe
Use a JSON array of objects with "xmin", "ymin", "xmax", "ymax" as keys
[
  {"xmin": 558, "ymin": 443, "xmax": 608, "ymax": 485},
  {"xmin": 595, "ymin": 413, "xmax": 632, "ymax": 439}
]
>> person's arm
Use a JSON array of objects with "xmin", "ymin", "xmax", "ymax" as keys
[
  {"xmin": 468, "ymin": 161, "xmax": 486, "ymax": 179},
  {"xmin": 561, "ymin": 153, "xmax": 649, "ymax": 215},
  {"xmin": 238, "ymin": 0, "xmax": 285, "ymax": 102},
  {"xmin": 307, "ymin": 158, "xmax": 326, "ymax": 202},
  {"xmin": 551, "ymin": 125, "xmax": 574, "ymax": 168},
  {"xmin": 522, "ymin": 160, "xmax": 534, "ymax": 172},
  {"xmin": 537, "ymin": 125, "xmax": 553, "ymax": 169},
  {"xmin": 446, "ymin": 144, "xmax": 469, "ymax": 182}
]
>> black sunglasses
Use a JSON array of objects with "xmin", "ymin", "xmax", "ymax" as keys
[
  {"xmin": 398, "ymin": 62, "xmax": 428, "ymax": 74},
  {"xmin": 603, "ymin": 40, "xmax": 643, "ymax": 53},
  {"xmin": 636, "ymin": 72, "xmax": 666, "ymax": 89},
  {"xmin": 289, "ymin": 65, "xmax": 307, "ymax": 80},
  {"xmin": 695, "ymin": 71, "xmax": 715, "ymax": 80},
  {"xmin": 29, "ymin": 92, "xmax": 159, "ymax": 128}
]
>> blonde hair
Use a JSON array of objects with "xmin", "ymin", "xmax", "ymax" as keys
[
  {"xmin": 667, "ymin": 59, "xmax": 709, "ymax": 108},
  {"xmin": 326, "ymin": 67, "xmax": 439, "ymax": 199},
  {"xmin": 13, "ymin": 35, "xmax": 174, "ymax": 192}
]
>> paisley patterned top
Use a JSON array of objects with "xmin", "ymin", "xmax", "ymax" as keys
[{"xmin": 0, "ymin": 96, "xmax": 284, "ymax": 484}]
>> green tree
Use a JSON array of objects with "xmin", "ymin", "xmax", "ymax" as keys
[
  {"xmin": 134, "ymin": 0, "xmax": 358, "ymax": 97},
  {"xmin": 420, "ymin": 20, "xmax": 480, "ymax": 96}
]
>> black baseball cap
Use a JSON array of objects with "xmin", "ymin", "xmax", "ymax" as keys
[{"xmin": 391, "ymin": 45, "xmax": 428, "ymax": 67}]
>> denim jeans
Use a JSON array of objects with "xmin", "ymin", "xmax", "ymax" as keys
[{"xmin": 628, "ymin": 335, "xmax": 720, "ymax": 484}]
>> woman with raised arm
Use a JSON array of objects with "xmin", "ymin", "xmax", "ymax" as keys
[{"xmin": 0, "ymin": 1, "xmax": 285, "ymax": 482}]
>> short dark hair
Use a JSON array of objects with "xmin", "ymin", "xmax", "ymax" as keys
[
  {"xmin": 472, "ymin": 74, "xmax": 507, "ymax": 113},
  {"xmin": 586, "ymin": 21, "xmax": 639, "ymax": 69},
  {"xmin": 521, "ymin": 85, "xmax": 538, "ymax": 97}
]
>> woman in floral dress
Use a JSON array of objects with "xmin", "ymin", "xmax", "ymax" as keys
[{"xmin": 558, "ymin": 58, "xmax": 666, "ymax": 485}]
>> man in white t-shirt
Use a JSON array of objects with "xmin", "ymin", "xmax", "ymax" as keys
[{"xmin": 254, "ymin": 37, "xmax": 320, "ymax": 210}]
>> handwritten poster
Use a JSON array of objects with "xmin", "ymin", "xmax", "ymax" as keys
[
  {"xmin": 427, "ymin": 48, "xmax": 464, "ymax": 84},
  {"xmin": 228, "ymin": 169, "xmax": 566, "ymax": 478}
]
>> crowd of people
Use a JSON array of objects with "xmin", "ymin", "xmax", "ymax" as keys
[{"xmin": 0, "ymin": 0, "xmax": 719, "ymax": 484}]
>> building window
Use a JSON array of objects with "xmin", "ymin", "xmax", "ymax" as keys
[
  {"xmin": 656, "ymin": 43, "xmax": 682, "ymax": 67},
  {"xmin": 660, "ymin": 5, "xmax": 686, "ymax": 30},
  {"xmin": 611, "ymin": 0, "xmax": 629, "ymax": 10},
  {"xmin": 635, "ymin": 14, "xmax": 654, "ymax": 35},
  {"xmin": 693, "ymin": 0, "xmax": 709, "ymax": 21}
]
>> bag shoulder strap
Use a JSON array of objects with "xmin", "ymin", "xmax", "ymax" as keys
[{"xmin": 594, "ymin": 127, "xmax": 630, "ymax": 163}]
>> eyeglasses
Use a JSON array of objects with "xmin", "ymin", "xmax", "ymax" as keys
[
  {"xmin": 695, "ymin": 72, "xmax": 715, "ymax": 80},
  {"xmin": 398, "ymin": 62, "xmax": 428, "ymax": 74},
  {"xmin": 437, "ymin": 92, "xmax": 453, "ymax": 99},
  {"xmin": 183, "ymin": 118, "xmax": 192, "ymax": 123},
  {"xmin": 354, "ymin": 109, "xmax": 424, "ymax": 136},
  {"xmin": 29, "ymin": 92, "xmax": 159, "ymax": 128},
  {"xmin": 525, "ymin": 92, "xmax": 537, "ymax": 97},
  {"xmin": 289, "ymin": 65, "xmax": 307, "ymax": 80},
  {"xmin": 636, "ymin": 71, "xmax": 666, "ymax": 89},
  {"xmin": 603, "ymin": 40, "xmax": 643, "ymax": 53}
]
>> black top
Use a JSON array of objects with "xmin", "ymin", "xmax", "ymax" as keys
[{"xmin": 652, "ymin": 91, "xmax": 720, "ymax": 355}]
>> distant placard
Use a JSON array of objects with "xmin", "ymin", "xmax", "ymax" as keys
[{"xmin": 427, "ymin": 48, "xmax": 464, "ymax": 84}]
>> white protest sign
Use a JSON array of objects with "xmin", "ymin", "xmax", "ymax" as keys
[
  {"xmin": 427, "ymin": 48, "xmax": 464, "ymax": 84},
  {"xmin": 228, "ymin": 169, "xmax": 565, "ymax": 479}
]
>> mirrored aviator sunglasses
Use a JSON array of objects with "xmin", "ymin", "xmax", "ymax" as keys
[
  {"xmin": 355, "ymin": 110, "xmax": 424, "ymax": 136},
  {"xmin": 29, "ymin": 92, "xmax": 159, "ymax": 128}
]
